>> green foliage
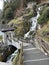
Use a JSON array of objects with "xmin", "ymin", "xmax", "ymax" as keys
[
  {"xmin": 2, "ymin": 1, "xmax": 14, "ymax": 21},
  {"xmin": 14, "ymin": 19, "xmax": 31, "ymax": 37},
  {"xmin": 9, "ymin": 18, "xmax": 31, "ymax": 37},
  {"xmin": 38, "ymin": 7, "xmax": 49, "ymax": 25},
  {"xmin": 2, "ymin": 0, "xmax": 22, "ymax": 22},
  {"xmin": 2, "ymin": 0, "xmax": 37, "ymax": 22},
  {"xmin": 9, "ymin": 10, "xmax": 33, "ymax": 37},
  {"xmin": 4, "ymin": 7, "xmax": 13, "ymax": 20},
  {"xmin": 23, "ymin": 20, "xmax": 31, "ymax": 33},
  {"xmin": 11, "ymin": 0, "xmax": 20, "ymax": 11},
  {"xmin": 26, "ymin": 0, "xmax": 37, "ymax": 3},
  {"xmin": 0, "ymin": 10, "xmax": 2, "ymax": 21},
  {"xmin": 4, "ymin": 3, "xmax": 10, "ymax": 11}
]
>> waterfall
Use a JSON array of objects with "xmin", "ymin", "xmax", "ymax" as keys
[{"xmin": 24, "ymin": 10, "xmax": 40, "ymax": 39}]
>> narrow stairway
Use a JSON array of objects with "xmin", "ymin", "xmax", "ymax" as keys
[{"xmin": 23, "ymin": 43, "xmax": 49, "ymax": 65}]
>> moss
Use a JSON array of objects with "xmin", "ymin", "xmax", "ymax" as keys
[
  {"xmin": 8, "ymin": 18, "xmax": 23, "ymax": 25},
  {"xmin": 14, "ymin": 26, "xmax": 24, "ymax": 37}
]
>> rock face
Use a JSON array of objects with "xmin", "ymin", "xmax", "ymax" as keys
[{"xmin": 0, "ymin": 45, "xmax": 17, "ymax": 62}]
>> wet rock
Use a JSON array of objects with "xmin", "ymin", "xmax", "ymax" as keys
[{"xmin": 0, "ymin": 45, "xmax": 17, "ymax": 62}]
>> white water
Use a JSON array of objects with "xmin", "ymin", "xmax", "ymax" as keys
[
  {"xmin": 6, "ymin": 39, "xmax": 22, "ymax": 63},
  {"xmin": 7, "ymin": 50, "xmax": 18, "ymax": 63},
  {"xmin": 6, "ymin": 38, "xmax": 22, "ymax": 63},
  {"xmin": 24, "ymin": 11, "xmax": 40, "ymax": 39}
]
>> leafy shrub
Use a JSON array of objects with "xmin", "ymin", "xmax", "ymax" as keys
[
  {"xmin": 4, "ymin": 7, "xmax": 13, "ymax": 20},
  {"xmin": 10, "ymin": 0, "xmax": 21, "ymax": 11},
  {"xmin": 38, "ymin": 7, "xmax": 49, "ymax": 25},
  {"xmin": 4, "ymin": 3, "xmax": 10, "ymax": 11},
  {"xmin": 26, "ymin": 0, "xmax": 37, "ymax": 3}
]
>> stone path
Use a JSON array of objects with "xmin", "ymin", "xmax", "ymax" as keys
[{"xmin": 23, "ymin": 43, "xmax": 49, "ymax": 65}]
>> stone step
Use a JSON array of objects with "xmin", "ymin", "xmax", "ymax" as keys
[
  {"xmin": 24, "ymin": 50, "xmax": 48, "ymax": 61},
  {"xmin": 23, "ymin": 44, "xmax": 35, "ymax": 49},
  {"xmin": 23, "ymin": 43, "xmax": 49, "ymax": 65},
  {"xmin": 24, "ymin": 58, "xmax": 49, "ymax": 65},
  {"xmin": 24, "ymin": 49, "xmax": 41, "ymax": 53}
]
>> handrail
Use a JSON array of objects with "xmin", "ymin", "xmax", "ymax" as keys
[{"xmin": 35, "ymin": 35, "xmax": 49, "ymax": 55}]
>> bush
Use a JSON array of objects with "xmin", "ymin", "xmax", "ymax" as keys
[
  {"xmin": 4, "ymin": 3, "xmax": 10, "ymax": 11},
  {"xmin": 11, "ymin": 0, "xmax": 20, "ymax": 11},
  {"xmin": 26, "ymin": 0, "xmax": 37, "ymax": 3},
  {"xmin": 4, "ymin": 7, "xmax": 13, "ymax": 20},
  {"xmin": 38, "ymin": 7, "xmax": 49, "ymax": 25}
]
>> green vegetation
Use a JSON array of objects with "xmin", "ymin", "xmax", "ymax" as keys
[
  {"xmin": 4, "ymin": 7, "xmax": 13, "ymax": 20},
  {"xmin": 10, "ymin": 0, "xmax": 21, "ymax": 11},
  {"xmin": 2, "ymin": 0, "xmax": 21, "ymax": 22},
  {"xmin": 9, "ymin": 10, "xmax": 34, "ymax": 37},
  {"xmin": 26, "ymin": 0, "xmax": 37, "ymax": 3},
  {"xmin": 9, "ymin": 18, "xmax": 31, "ymax": 37},
  {"xmin": 1, "ymin": 0, "xmax": 37, "ymax": 22},
  {"xmin": 0, "ymin": 0, "xmax": 36, "ymax": 38},
  {"xmin": 37, "ymin": 21, "xmax": 49, "ymax": 42},
  {"xmin": 4, "ymin": 0, "xmax": 36, "ymax": 37},
  {"xmin": 38, "ymin": 7, "xmax": 49, "ymax": 25},
  {"xmin": 0, "ymin": 10, "xmax": 3, "ymax": 21}
]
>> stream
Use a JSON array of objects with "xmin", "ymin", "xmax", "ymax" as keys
[{"xmin": 24, "ymin": 9, "xmax": 40, "ymax": 39}]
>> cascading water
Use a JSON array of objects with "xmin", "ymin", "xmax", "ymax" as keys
[{"xmin": 24, "ymin": 9, "xmax": 40, "ymax": 39}]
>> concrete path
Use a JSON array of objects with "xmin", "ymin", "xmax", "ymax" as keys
[{"xmin": 23, "ymin": 43, "xmax": 49, "ymax": 65}]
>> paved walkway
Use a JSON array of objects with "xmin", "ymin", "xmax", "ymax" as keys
[{"xmin": 23, "ymin": 43, "xmax": 49, "ymax": 65}]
